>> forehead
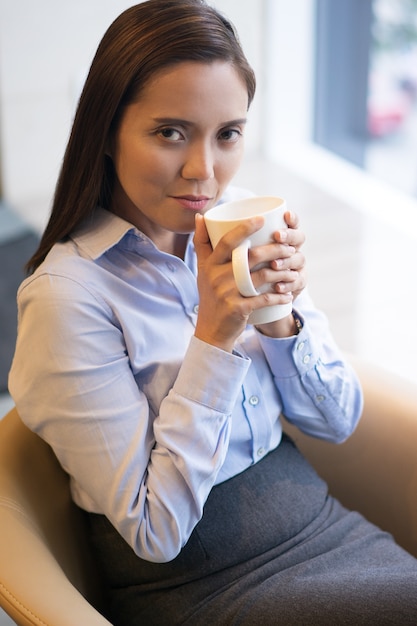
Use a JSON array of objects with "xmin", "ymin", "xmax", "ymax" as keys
[{"xmin": 135, "ymin": 61, "xmax": 249, "ymax": 116}]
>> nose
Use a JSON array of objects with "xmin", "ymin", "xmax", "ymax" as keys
[{"xmin": 181, "ymin": 141, "xmax": 214, "ymax": 181}]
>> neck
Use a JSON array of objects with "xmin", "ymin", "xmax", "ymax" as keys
[{"xmin": 166, "ymin": 233, "xmax": 189, "ymax": 260}]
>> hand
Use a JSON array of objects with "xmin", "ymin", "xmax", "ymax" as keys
[
  {"xmin": 193, "ymin": 213, "xmax": 260, "ymax": 351},
  {"xmin": 270, "ymin": 210, "xmax": 306, "ymax": 301},
  {"xmin": 193, "ymin": 212, "xmax": 302, "ymax": 351},
  {"xmin": 255, "ymin": 210, "xmax": 307, "ymax": 338}
]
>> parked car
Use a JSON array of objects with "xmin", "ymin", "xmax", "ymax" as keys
[{"xmin": 367, "ymin": 70, "xmax": 412, "ymax": 137}]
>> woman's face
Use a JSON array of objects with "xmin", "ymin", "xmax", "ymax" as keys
[{"xmin": 110, "ymin": 61, "xmax": 249, "ymax": 252}]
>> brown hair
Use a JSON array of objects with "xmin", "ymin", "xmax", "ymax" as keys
[{"xmin": 27, "ymin": 0, "xmax": 256, "ymax": 272}]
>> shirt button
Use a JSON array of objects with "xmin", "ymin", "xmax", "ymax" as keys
[
  {"xmin": 257, "ymin": 447, "xmax": 265, "ymax": 457},
  {"xmin": 193, "ymin": 304, "xmax": 199, "ymax": 314},
  {"xmin": 166, "ymin": 261, "xmax": 176, "ymax": 272},
  {"xmin": 302, "ymin": 354, "xmax": 311, "ymax": 364},
  {"xmin": 249, "ymin": 395, "xmax": 259, "ymax": 406},
  {"xmin": 316, "ymin": 395, "xmax": 325, "ymax": 403},
  {"xmin": 297, "ymin": 341, "xmax": 305, "ymax": 351}
]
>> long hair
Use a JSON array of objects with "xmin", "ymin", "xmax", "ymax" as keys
[{"xmin": 27, "ymin": 0, "xmax": 256, "ymax": 273}]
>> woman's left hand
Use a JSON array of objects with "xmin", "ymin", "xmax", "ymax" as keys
[
  {"xmin": 272, "ymin": 210, "xmax": 306, "ymax": 302},
  {"xmin": 255, "ymin": 210, "xmax": 307, "ymax": 338}
]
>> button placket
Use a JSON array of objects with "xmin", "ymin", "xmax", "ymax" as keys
[
  {"xmin": 295, "ymin": 338, "xmax": 312, "ymax": 367},
  {"xmin": 249, "ymin": 395, "xmax": 259, "ymax": 407},
  {"xmin": 163, "ymin": 254, "xmax": 200, "ymax": 322}
]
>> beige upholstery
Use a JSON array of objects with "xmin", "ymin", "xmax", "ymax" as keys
[
  {"xmin": 1, "ymin": 357, "xmax": 417, "ymax": 625},
  {"xmin": 0, "ymin": 408, "xmax": 111, "ymax": 625},
  {"xmin": 283, "ymin": 355, "xmax": 417, "ymax": 558}
]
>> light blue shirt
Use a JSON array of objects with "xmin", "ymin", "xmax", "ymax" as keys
[{"xmin": 9, "ymin": 188, "xmax": 363, "ymax": 563}]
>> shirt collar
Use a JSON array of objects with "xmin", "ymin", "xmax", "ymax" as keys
[
  {"xmin": 69, "ymin": 186, "xmax": 248, "ymax": 261},
  {"xmin": 70, "ymin": 207, "xmax": 138, "ymax": 260}
]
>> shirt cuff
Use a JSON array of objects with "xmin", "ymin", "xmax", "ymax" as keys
[
  {"xmin": 173, "ymin": 336, "xmax": 250, "ymax": 414},
  {"xmin": 256, "ymin": 311, "xmax": 319, "ymax": 379}
]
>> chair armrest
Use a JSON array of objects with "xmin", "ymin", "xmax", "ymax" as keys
[
  {"xmin": 0, "ymin": 409, "xmax": 112, "ymax": 626},
  {"xmin": 283, "ymin": 356, "xmax": 417, "ymax": 558},
  {"xmin": 0, "ymin": 504, "xmax": 112, "ymax": 626}
]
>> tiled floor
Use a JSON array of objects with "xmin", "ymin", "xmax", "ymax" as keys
[
  {"xmin": 0, "ymin": 609, "xmax": 14, "ymax": 625},
  {"xmin": 0, "ymin": 395, "xmax": 14, "ymax": 419}
]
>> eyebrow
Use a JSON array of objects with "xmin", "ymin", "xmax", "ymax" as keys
[{"xmin": 152, "ymin": 117, "xmax": 248, "ymax": 126}]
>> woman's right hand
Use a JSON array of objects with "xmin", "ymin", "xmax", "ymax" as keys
[{"xmin": 193, "ymin": 213, "xmax": 294, "ymax": 352}]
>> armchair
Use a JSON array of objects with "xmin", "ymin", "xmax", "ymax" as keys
[{"xmin": 0, "ymin": 356, "xmax": 416, "ymax": 625}]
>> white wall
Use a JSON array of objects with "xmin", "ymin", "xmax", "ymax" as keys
[{"xmin": 0, "ymin": 0, "xmax": 264, "ymax": 230}]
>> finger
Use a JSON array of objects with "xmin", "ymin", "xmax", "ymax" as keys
[
  {"xmin": 273, "ymin": 226, "xmax": 305, "ymax": 248},
  {"xmin": 210, "ymin": 216, "xmax": 264, "ymax": 263},
  {"xmin": 284, "ymin": 210, "xmax": 299, "ymax": 229},
  {"xmin": 248, "ymin": 242, "xmax": 296, "ymax": 270},
  {"xmin": 275, "ymin": 276, "xmax": 299, "ymax": 293},
  {"xmin": 250, "ymin": 265, "xmax": 298, "ymax": 292},
  {"xmin": 271, "ymin": 251, "xmax": 305, "ymax": 272},
  {"xmin": 275, "ymin": 270, "xmax": 307, "ymax": 295},
  {"xmin": 194, "ymin": 214, "xmax": 213, "ymax": 260}
]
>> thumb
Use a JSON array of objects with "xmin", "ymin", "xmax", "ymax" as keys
[
  {"xmin": 284, "ymin": 210, "xmax": 299, "ymax": 229},
  {"xmin": 194, "ymin": 214, "xmax": 213, "ymax": 259}
]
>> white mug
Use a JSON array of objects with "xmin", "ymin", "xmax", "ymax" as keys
[{"xmin": 204, "ymin": 196, "xmax": 293, "ymax": 325}]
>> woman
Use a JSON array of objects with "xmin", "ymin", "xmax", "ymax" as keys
[{"xmin": 9, "ymin": 1, "xmax": 417, "ymax": 624}]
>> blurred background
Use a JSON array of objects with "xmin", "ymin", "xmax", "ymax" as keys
[
  {"xmin": 2, "ymin": 2, "xmax": 417, "ymax": 622},
  {"xmin": 1, "ymin": 0, "xmax": 417, "ymax": 407}
]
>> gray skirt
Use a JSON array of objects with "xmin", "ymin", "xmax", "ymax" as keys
[{"xmin": 86, "ymin": 435, "xmax": 417, "ymax": 625}]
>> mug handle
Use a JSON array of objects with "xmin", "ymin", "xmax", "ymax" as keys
[{"xmin": 232, "ymin": 239, "xmax": 260, "ymax": 297}]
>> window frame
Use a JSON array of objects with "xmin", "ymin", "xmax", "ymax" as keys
[
  {"xmin": 262, "ymin": 0, "xmax": 417, "ymax": 235},
  {"xmin": 314, "ymin": 0, "xmax": 373, "ymax": 168}
]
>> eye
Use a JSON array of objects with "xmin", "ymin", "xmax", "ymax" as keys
[
  {"xmin": 218, "ymin": 128, "xmax": 243, "ymax": 143},
  {"xmin": 157, "ymin": 127, "xmax": 184, "ymax": 142}
]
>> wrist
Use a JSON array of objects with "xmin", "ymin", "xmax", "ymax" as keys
[
  {"xmin": 291, "ymin": 309, "xmax": 303, "ymax": 335},
  {"xmin": 255, "ymin": 309, "xmax": 302, "ymax": 338}
]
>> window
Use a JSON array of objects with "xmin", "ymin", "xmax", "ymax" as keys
[
  {"xmin": 314, "ymin": 0, "xmax": 373, "ymax": 168},
  {"xmin": 314, "ymin": 0, "xmax": 417, "ymax": 197},
  {"xmin": 366, "ymin": 0, "xmax": 417, "ymax": 196},
  {"xmin": 260, "ymin": 0, "xmax": 417, "ymax": 384}
]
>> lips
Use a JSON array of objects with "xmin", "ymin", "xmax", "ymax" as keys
[{"xmin": 172, "ymin": 195, "xmax": 212, "ymax": 211}]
